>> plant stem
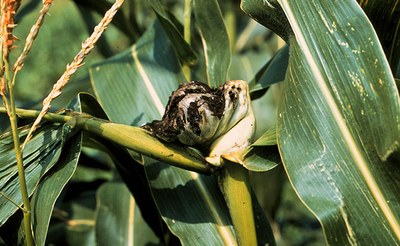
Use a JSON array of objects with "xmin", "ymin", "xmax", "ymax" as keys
[
  {"xmin": 77, "ymin": 117, "xmax": 213, "ymax": 174},
  {"xmin": 219, "ymin": 161, "xmax": 257, "ymax": 246},
  {"xmin": 0, "ymin": 191, "xmax": 24, "ymax": 210},
  {"xmin": 182, "ymin": 0, "xmax": 191, "ymax": 80},
  {"xmin": 3, "ymin": 62, "xmax": 35, "ymax": 245},
  {"xmin": 0, "ymin": 107, "xmax": 213, "ymax": 174},
  {"xmin": 13, "ymin": 107, "xmax": 72, "ymax": 123}
]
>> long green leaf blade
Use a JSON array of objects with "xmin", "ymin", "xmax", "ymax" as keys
[
  {"xmin": 193, "ymin": 0, "xmax": 230, "ymax": 87},
  {"xmin": 275, "ymin": 0, "xmax": 400, "ymax": 244},
  {"xmin": 0, "ymin": 124, "xmax": 64, "ymax": 226},
  {"xmin": 29, "ymin": 95, "xmax": 84, "ymax": 246},
  {"xmin": 30, "ymin": 124, "xmax": 82, "ymax": 246}
]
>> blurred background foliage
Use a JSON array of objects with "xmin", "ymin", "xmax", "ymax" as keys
[
  {"xmin": 7, "ymin": 0, "xmax": 397, "ymax": 245},
  {"xmin": 13, "ymin": 1, "xmax": 101, "ymax": 103}
]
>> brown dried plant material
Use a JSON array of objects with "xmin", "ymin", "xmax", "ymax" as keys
[
  {"xmin": 0, "ymin": 77, "xmax": 6, "ymax": 96},
  {"xmin": 22, "ymin": 0, "xmax": 125, "ymax": 149},
  {"xmin": 1, "ymin": 0, "xmax": 20, "ymax": 58},
  {"xmin": 1, "ymin": 0, "xmax": 20, "ymax": 104}
]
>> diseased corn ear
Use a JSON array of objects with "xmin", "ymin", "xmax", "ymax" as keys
[{"xmin": 143, "ymin": 80, "xmax": 255, "ymax": 167}]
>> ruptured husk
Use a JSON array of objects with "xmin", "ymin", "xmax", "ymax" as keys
[{"xmin": 143, "ymin": 80, "xmax": 255, "ymax": 166}]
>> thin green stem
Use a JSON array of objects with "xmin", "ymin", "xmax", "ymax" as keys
[
  {"xmin": 6, "ymin": 107, "xmax": 72, "ymax": 123},
  {"xmin": 3, "ymin": 61, "xmax": 35, "ymax": 246},
  {"xmin": 182, "ymin": 0, "xmax": 192, "ymax": 81},
  {"xmin": 0, "ymin": 191, "xmax": 24, "ymax": 210}
]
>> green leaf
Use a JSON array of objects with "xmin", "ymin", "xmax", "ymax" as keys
[
  {"xmin": 144, "ymin": 160, "xmax": 237, "ymax": 245},
  {"xmin": 249, "ymin": 45, "xmax": 289, "ymax": 99},
  {"xmin": 193, "ymin": 0, "xmax": 231, "ymax": 87},
  {"xmin": 0, "ymin": 123, "xmax": 65, "ymax": 226},
  {"xmin": 147, "ymin": 0, "xmax": 197, "ymax": 66},
  {"xmin": 240, "ymin": 0, "xmax": 292, "ymax": 41},
  {"xmin": 251, "ymin": 190, "xmax": 277, "ymax": 245},
  {"xmin": 29, "ymin": 95, "xmax": 84, "ymax": 246},
  {"xmin": 95, "ymin": 181, "xmax": 159, "ymax": 246},
  {"xmin": 245, "ymin": 0, "xmax": 400, "ymax": 244},
  {"xmin": 240, "ymin": 127, "xmax": 279, "ymax": 172},
  {"xmin": 241, "ymin": 146, "xmax": 279, "ymax": 172},
  {"xmin": 91, "ymin": 21, "xmax": 184, "ymax": 126},
  {"xmin": 30, "ymin": 124, "xmax": 82, "ymax": 246},
  {"xmin": 252, "ymin": 126, "xmax": 276, "ymax": 146}
]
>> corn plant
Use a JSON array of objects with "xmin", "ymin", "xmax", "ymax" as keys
[{"xmin": 0, "ymin": 0, "xmax": 399, "ymax": 245}]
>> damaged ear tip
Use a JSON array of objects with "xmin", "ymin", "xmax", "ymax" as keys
[{"xmin": 143, "ymin": 80, "xmax": 255, "ymax": 167}]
